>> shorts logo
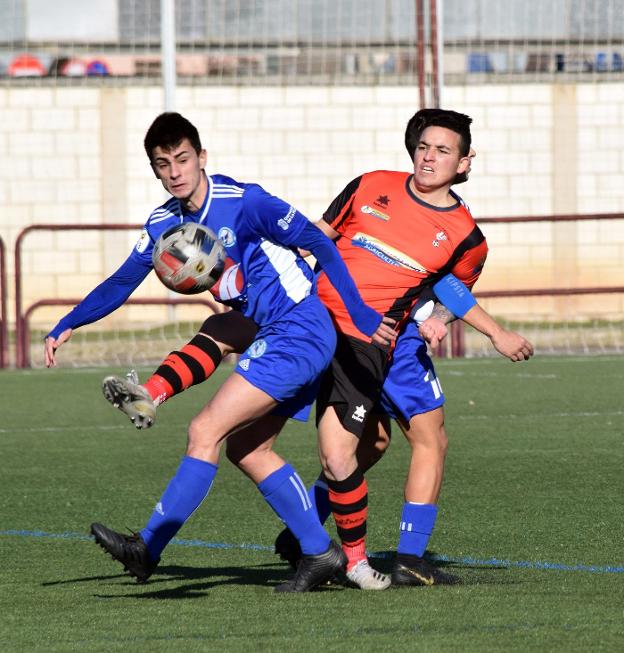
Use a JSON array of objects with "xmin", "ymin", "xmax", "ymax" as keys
[
  {"xmin": 247, "ymin": 338, "xmax": 267, "ymax": 359},
  {"xmin": 361, "ymin": 205, "xmax": 390, "ymax": 221},
  {"xmin": 351, "ymin": 404, "xmax": 367, "ymax": 422},
  {"xmin": 277, "ymin": 206, "xmax": 297, "ymax": 230},
  {"xmin": 239, "ymin": 359, "xmax": 250, "ymax": 371},
  {"xmin": 218, "ymin": 227, "xmax": 236, "ymax": 248},
  {"xmin": 135, "ymin": 229, "xmax": 149, "ymax": 253}
]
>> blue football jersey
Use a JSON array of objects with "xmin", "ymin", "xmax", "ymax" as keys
[{"xmin": 132, "ymin": 174, "xmax": 317, "ymax": 326}]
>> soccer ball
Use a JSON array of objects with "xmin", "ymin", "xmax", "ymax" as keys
[{"xmin": 152, "ymin": 223, "xmax": 227, "ymax": 294}]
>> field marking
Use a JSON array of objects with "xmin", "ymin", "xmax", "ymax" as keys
[{"xmin": 2, "ymin": 529, "xmax": 623, "ymax": 575}]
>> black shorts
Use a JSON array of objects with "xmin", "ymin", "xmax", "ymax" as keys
[{"xmin": 315, "ymin": 332, "xmax": 389, "ymax": 438}]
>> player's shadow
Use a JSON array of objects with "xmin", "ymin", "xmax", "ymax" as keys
[
  {"xmin": 45, "ymin": 562, "xmax": 343, "ymax": 598},
  {"xmin": 369, "ymin": 549, "xmax": 519, "ymax": 587}
]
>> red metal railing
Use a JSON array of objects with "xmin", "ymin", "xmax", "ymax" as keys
[
  {"xmin": 14, "ymin": 224, "xmax": 225, "ymax": 369},
  {"xmin": 22, "ymin": 297, "xmax": 220, "ymax": 368},
  {"xmin": 13, "ymin": 213, "xmax": 624, "ymax": 366},
  {"xmin": 0, "ymin": 236, "xmax": 7, "ymax": 368},
  {"xmin": 449, "ymin": 286, "xmax": 624, "ymax": 357}
]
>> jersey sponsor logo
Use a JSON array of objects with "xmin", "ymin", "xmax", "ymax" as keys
[
  {"xmin": 351, "ymin": 404, "xmax": 367, "ymax": 422},
  {"xmin": 247, "ymin": 338, "xmax": 267, "ymax": 359},
  {"xmin": 135, "ymin": 229, "xmax": 150, "ymax": 253},
  {"xmin": 361, "ymin": 205, "xmax": 390, "ymax": 221},
  {"xmin": 352, "ymin": 232, "xmax": 427, "ymax": 272},
  {"xmin": 218, "ymin": 227, "xmax": 236, "ymax": 247},
  {"xmin": 277, "ymin": 205, "xmax": 297, "ymax": 230}
]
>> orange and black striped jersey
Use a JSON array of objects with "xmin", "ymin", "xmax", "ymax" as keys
[{"xmin": 317, "ymin": 170, "xmax": 488, "ymax": 341}]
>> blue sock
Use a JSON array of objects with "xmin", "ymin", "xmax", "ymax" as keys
[
  {"xmin": 308, "ymin": 474, "xmax": 332, "ymax": 525},
  {"xmin": 397, "ymin": 503, "xmax": 438, "ymax": 557},
  {"xmin": 258, "ymin": 464, "xmax": 331, "ymax": 556},
  {"xmin": 141, "ymin": 456, "xmax": 218, "ymax": 560}
]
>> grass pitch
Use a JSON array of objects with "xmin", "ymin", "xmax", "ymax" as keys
[{"xmin": 1, "ymin": 356, "xmax": 623, "ymax": 652}]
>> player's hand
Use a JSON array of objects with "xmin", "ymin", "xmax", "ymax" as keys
[
  {"xmin": 370, "ymin": 316, "xmax": 397, "ymax": 347},
  {"xmin": 419, "ymin": 317, "xmax": 448, "ymax": 348},
  {"xmin": 491, "ymin": 328, "xmax": 533, "ymax": 362},
  {"xmin": 44, "ymin": 328, "xmax": 72, "ymax": 367}
]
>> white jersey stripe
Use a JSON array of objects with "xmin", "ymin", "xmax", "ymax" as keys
[{"xmin": 259, "ymin": 240, "xmax": 312, "ymax": 304}]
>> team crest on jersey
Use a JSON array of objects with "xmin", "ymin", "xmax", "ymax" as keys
[
  {"xmin": 432, "ymin": 230, "xmax": 448, "ymax": 248},
  {"xmin": 352, "ymin": 232, "xmax": 427, "ymax": 272},
  {"xmin": 247, "ymin": 338, "xmax": 267, "ymax": 359},
  {"xmin": 218, "ymin": 227, "xmax": 236, "ymax": 247},
  {"xmin": 135, "ymin": 229, "xmax": 150, "ymax": 253},
  {"xmin": 374, "ymin": 195, "xmax": 390, "ymax": 208},
  {"xmin": 361, "ymin": 205, "xmax": 390, "ymax": 221}
]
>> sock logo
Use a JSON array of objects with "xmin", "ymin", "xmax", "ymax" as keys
[{"xmin": 155, "ymin": 502, "xmax": 165, "ymax": 516}]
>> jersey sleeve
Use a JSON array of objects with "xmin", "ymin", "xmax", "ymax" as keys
[
  {"xmin": 450, "ymin": 237, "xmax": 488, "ymax": 289},
  {"xmin": 46, "ymin": 254, "xmax": 152, "ymax": 339},
  {"xmin": 322, "ymin": 175, "xmax": 363, "ymax": 233},
  {"xmin": 242, "ymin": 184, "xmax": 312, "ymax": 247}
]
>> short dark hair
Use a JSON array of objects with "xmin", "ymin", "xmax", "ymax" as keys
[
  {"xmin": 144, "ymin": 112, "xmax": 202, "ymax": 162},
  {"xmin": 405, "ymin": 108, "xmax": 472, "ymax": 160}
]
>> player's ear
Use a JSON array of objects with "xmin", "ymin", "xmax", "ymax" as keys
[
  {"xmin": 199, "ymin": 149, "xmax": 207, "ymax": 169},
  {"xmin": 456, "ymin": 156, "xmax": 470, "ymax": 175}
]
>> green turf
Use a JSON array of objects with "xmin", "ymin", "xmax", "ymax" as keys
[{"xmin": 1, "ymin": 357, "xmax": 623, "ymax": 652}]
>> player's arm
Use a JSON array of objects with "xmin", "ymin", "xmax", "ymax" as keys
[
  {"xmin": 244, "ymin": 185, "xmax": 395, "ymax": 346},
  {"xmin": 44, "ymin": 255, "xmax": 152, "ymax": 367},
  {"xmin": 420, "ymin": 275, "xmax": 533, "ymax": 362}
]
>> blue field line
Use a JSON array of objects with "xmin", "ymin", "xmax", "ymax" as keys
[{"xmin": 2, "ymin": 529, "xmax": 623, "ymax": 575}]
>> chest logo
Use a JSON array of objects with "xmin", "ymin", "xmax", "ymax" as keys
[
  {"xmin": 218, "ymin": 227, "xmax": 236, "ymax": 248},
  {"xmin": 361, "ymin": 205, "xmax": 390, "ymax": 221},
  {"xmin": 432, "ymin": 230, "xmax": 448, "ymax": 247},
  {"xmin": 375, "ymin": 195, "xmax": 390, "ymax": 207}
]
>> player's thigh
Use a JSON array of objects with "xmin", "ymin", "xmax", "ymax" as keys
[
  {"xmin": 317, "ymin": 405, "xmax": 361, "ymax": 478},
  {"xmin": 189, "ymin": 372, "xmax": 278, "ymax": 445}
]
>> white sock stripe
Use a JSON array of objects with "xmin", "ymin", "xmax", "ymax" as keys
[
  {"xmin": 289, "ymin": 475, "xmax": 311, "ymax": 511},
  {"xmin": 400, "ymin": 521, "xmax": 414, "ymax": 532},
  {"xmin": 293, "ymin": 472, "xmax": 313, "ymax": 509}
]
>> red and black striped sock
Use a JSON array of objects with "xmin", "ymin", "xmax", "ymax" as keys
[
  {"xmin": 328, "ymin": 468, "xmax": 368, "ymax": 570},
  {"xmin": 143, "ymin": 334, "xmax": 222, "ymax": 405}
]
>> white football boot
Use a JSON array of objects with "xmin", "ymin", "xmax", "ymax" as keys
[
  {"xmin": 102, "ymin": 369, "xmax": 156, "ymax": 429},
  {"xmin": 345, "ymin": 559, "xmax": 391, "ymax": 590}
]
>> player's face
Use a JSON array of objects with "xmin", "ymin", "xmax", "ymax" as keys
[
  {"xmin": 151, "ymin": 139, "xmax": 208, "ymax": 206},
  {"xmin": 412, "ymin": 126, "xmax": 470, "ymax": 191}
]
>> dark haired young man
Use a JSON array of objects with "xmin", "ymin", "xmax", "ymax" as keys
[{"xmin": 45, "ymin": 112, "xmax": 397, "ymax": 591}]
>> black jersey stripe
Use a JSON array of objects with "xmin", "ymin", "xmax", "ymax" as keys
[
  {"xmin": 384, "ymin": 224, "xmax": 486, "ymax": 321},
  {"xmin": 322, "ymin": 175, "xmax": 363, "ymax": 232}
]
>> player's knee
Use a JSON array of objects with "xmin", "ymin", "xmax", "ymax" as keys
[{"xmin": 320, "ymin": 448, "xmax": 357, "ymax": 482}]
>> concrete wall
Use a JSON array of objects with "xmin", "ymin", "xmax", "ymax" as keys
[{"xmin": 1, "ymin": 81, "xmax": 623, "ymax": 331}]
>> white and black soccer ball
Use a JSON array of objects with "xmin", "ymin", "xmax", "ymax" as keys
[{"xmin": 152, "ymin": 223, "xmax": 227, "ymax": 294}]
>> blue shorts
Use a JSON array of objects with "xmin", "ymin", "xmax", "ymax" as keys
[
  {"xmin": 379, "ymin": 320, "xmax": 445, "ymax": 422},
  {"xmin": 235, "ymin": 296, "xmax": 337, "ymax": 422}
]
